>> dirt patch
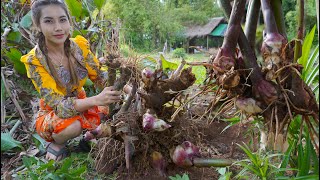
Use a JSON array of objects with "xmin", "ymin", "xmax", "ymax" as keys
[{"xmin": 94, "ymin": 118, "xmax": 254, "ymax": 180}]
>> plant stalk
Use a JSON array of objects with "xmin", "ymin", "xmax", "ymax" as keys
[
  {"xmin": 1, "ymin": 71, "xmax": 27, "ymax": 126},
  {"xmin": 270, "ymin": 0, "xmax": 287, "ymax": 38},
  {"xmin": 293, "ymin": 0, "xmax": 304, "ymax": 63},
  {"xmin": 221, "ymin": 0, "xmax": 246, "ymax": 54},
  {"xmin": 316, "ymin": 0, "xmax": 319, "ymax": 38},
  {"xmin": 219, "ymin": 0, "xmax": 263, "ymax": 83},
  {"xmin": 9, "ymin": 120, "xmax": 22, "ymax": 135},
  {"xmin": 119, "ymin": 81, "xmax": 137, "ymax": 113},
  {"xmin": 193, "ymin": 158, "xmax": 233, "ymax": 167},
  {"xmin": 260, "ymin": 0, "xmax": 279, "ymax": 34},
  {"xmin": 244, "ymin": 0, "xmax": 261, "ymax": 50},
  {"xmin": 220, "ymin": 0, "xmax": 279, "ymax": 105}
]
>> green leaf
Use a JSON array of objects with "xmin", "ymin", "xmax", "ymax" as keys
[
  {"xmin": 181, "ymin": 173, "xmax": 190, "ymax": 180},
  {"xmin": 278, "ymin": 140, "xmax": 296, "ymax": 177},
  {"xmin": 160, "ymin": 54, "xmax": 178, "ymax": 70},
  {"xmin": 44, "ymin": 173, "xmax": 61, "ymax": 180},
  {"xmin": 93, "ymin": 0, "xmax": 107, "ymax": 11},
  {"xmin": 72, "ymin": 30, "xmax": 88, "ymax": 38},
  {"xmin": 65, "ymin": 0, "xmax": 83, "ymax": 19},
  {"xmin": 169, "ymin": 173, "xmax": 189, "ymax": 180},
  {"xmin": 7, "ymin": 31, "xmax": 22, "ymax": 43},
  {"xmin": 310, "ymin": 138, "xmax": 319, "ymax": 175},
  {"xmin": 297, "ymin": 141, "xmax": 304, "ymax": 175},
  {"xmin": 32, "ymin": 133, "xmax": 46, "ymax": 150},
  {"xmin": 4, "ymin": 48, "xmax": 26, "ymax": 74},
  {"xmin": 305, "ymin": 64, "xmax": 319, "ymax": 86},
  {"xmin": 56, "ymin": 158, "xmax": 72, "ymax": 174},
  {"xmin": 298, "ymin": 25, "xmax": 316, "ymax": 77},
  {"xmin": 304, "ymin": 45, "xmax": 319, "ymax": 82},
  {"xmin": 218, "ymin": 167, "xmax": 226, "ymax": 175},
  {"xmin": 37, "ymin": 160, "xmax": 55, "ymax": 171},
  {"xmin": 20, "ymin": 11, "xmax": 32, "ymax": 29},
  {"xmin": 304, "ymin": 44, "xmax": 319, "ymax": 86},
  {"xmin": 221, "ymin": 117, "xmax": 240, "ymax": 134},
  {"xmin": 4, "ymin": 48, "xmax": 21, "ymax": 63},
  {"xmin": 63, "ymin": 174, "xmax": 84, "ymax": 180},
  {"xmin": 29, "ymin": 172, "xmax": 39, "ymax": 180},
  {"xmin": 191, "ymin": 66, "xmax": 206, "ymax": 84},
  {"xmin": 69, "ymin": 165, "xmax": 87, "ymax": 176},
  {"xmin": 237, "ymin": 143, "xmax": 258, "ymax": 165},
  {"xmin": 241, "ymin": 163, "xmax": 261, "ymax": 176},
  {"xmin": 292, "ymin": 175, "xmax": 319, "ymax": 180},
  {"xmin": 261, "ymin": 157, "xmax": 269, "ymax": 177},
  {"xmin": 1, "ymin": 132, "xmax": 23, "ymax": 152},
  {"xmin": 22, "ymin": 156, "xmax": 37, "ymax": 169},
  {"xmin": 299, "ymin": 135, "xmax": 311, "ymax": 176}
]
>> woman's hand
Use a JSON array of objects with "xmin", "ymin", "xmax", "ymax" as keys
[
  {"xmin": 94, "ymin": 86, "xmax": 122, "ymax": 106},
  {"xmin": 74, "ymin": 86, "xmax": 122, "ymax": 112}
]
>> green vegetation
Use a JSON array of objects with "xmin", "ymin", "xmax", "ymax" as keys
[
  {"xmin": 169, "ymin": 173, "xmax": 190, "ymax": 180},
  {"xmin": 172, "ymin": 48, "xmax": 187, "ymax": 58},
  {"xmin": 1, "ymin": 0, "xmax": 318, "ymax": 179},
  {"xmin": 283, "ymin": 0, "xmax": 318, "ymax": 44}
]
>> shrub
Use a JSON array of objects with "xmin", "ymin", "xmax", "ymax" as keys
[{"xmin": 172, "ymin": 48, "xmax": 187, "ymax": 59}]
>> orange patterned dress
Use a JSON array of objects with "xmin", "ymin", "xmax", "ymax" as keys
[{"xmin": 21, "ymin": 35, "xmax": 108, "ymax": 142}]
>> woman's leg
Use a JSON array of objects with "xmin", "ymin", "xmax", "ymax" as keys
[{"xmin": 46, "ymin": 120, "xmax": 82, "ymax": 160}]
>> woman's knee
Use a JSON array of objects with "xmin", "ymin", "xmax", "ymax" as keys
[
  {"xmin": 52, "ymin": 120, "xmax": 82, "ymax": 144},
  {"xmin": 68, "ymin": 120, "xmax": 82, "ymax": 137}
]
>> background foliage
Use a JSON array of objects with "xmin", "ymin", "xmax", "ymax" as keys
[{"xmin": 1, "ymin": 0, "xmax": 318, "ymax": 179}]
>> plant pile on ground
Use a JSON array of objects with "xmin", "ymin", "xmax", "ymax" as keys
[{"xmin": 1, "ymin": 0, "xmax": 319, "ymax": 179}]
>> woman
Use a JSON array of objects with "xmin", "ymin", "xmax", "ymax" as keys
[{"xmin": 21, "ymin": 0, "xmax": 122, "ymax": 161}]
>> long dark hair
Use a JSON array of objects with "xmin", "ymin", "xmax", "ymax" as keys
[{"xmin": 31, "ymin": 0, "xmax": 79, "ymax": 91}]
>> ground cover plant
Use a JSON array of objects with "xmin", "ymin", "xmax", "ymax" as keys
[{"xmin": 1, "ymin": 0, "xmax": 319, "ymax": 179}]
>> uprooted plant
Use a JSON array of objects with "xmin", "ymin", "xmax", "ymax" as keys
[
  {"xmin": 81, "ymin": 20, "xmax": 233, "ymax": 178},
  {"xmin": 186, "ymin": 0, "xmax": 319, "ymax": 155},
  {"xmin": 88, "ymin": 0, "xmax": 319, "ymax": 177},
  {"xmin": 213, "ymin": 0, "xmax": 319, "ymax": 154}
]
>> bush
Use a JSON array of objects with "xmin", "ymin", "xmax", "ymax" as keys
[{"xmin": 172, "ymin": 48, "xmax": 186, "ymax": 58}]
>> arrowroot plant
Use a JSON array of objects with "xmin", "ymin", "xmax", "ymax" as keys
[
  {"xmin": 203, "ymin": 0, "xmax": 319, "ymax": 155},
  {"xmin": 82, "ymin": 20, "xmax": 233, "ymax": 178},
  {"xmin": 5, "ymin": 0, "xmax": 318, "ymax": 178},
  {"xmin": 187, "ymin": 0, "xmax": 319, "ymax": 155},
  {"xmin": 88, "ymin": 0, "xmax": 318, "ymax": 177}
]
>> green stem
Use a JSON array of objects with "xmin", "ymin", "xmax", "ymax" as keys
[
  {"xmin": 316, "ymin": 0, "xmax": 319, "ymax": 38},
  {"xmin": 244, "ymin": 0, "xmax": 261, "ymax": 50},
  {"xmin": 293, "ymin": 0, "xmax": 304, "ymax": 63},
  {"xmin": 193, "ymin": 158, "xmax": 233, "ymax": 167},
  {"xmin": 270, "ymin": 0, "xmax": 287, "ymax": 38}
]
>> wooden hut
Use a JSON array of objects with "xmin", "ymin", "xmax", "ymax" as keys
[{"xmin": 185, "ymin": 17, "xmax": 228, "ymax": 53}]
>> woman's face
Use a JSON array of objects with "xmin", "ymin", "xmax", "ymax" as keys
[{"xmin": 39, "ymin": 5, "xmax": 71, "ymax": 47}]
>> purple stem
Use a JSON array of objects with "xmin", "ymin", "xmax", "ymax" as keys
[
  {"xmin": 221, "ymin": 0, "xmax": 246, "ymax": 54},
  {"xmin": 260, "ymin": 0, "xmax": 279, "ymax": 34},
  {"xmin": 219, "ymin": 0, "xmax": 263, "ymax": 83},
  {"xmin": 270, "ymin": 0, "xmax": 287, "ymax": 38},
  {"xmin": 244, "ymin": 0, "xmax": 261, "ymax": 50}
]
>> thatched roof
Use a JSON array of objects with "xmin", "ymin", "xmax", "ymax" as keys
[{"xmin": 185, "ymin": 17, "xmax": 226, "ymax": 38}]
